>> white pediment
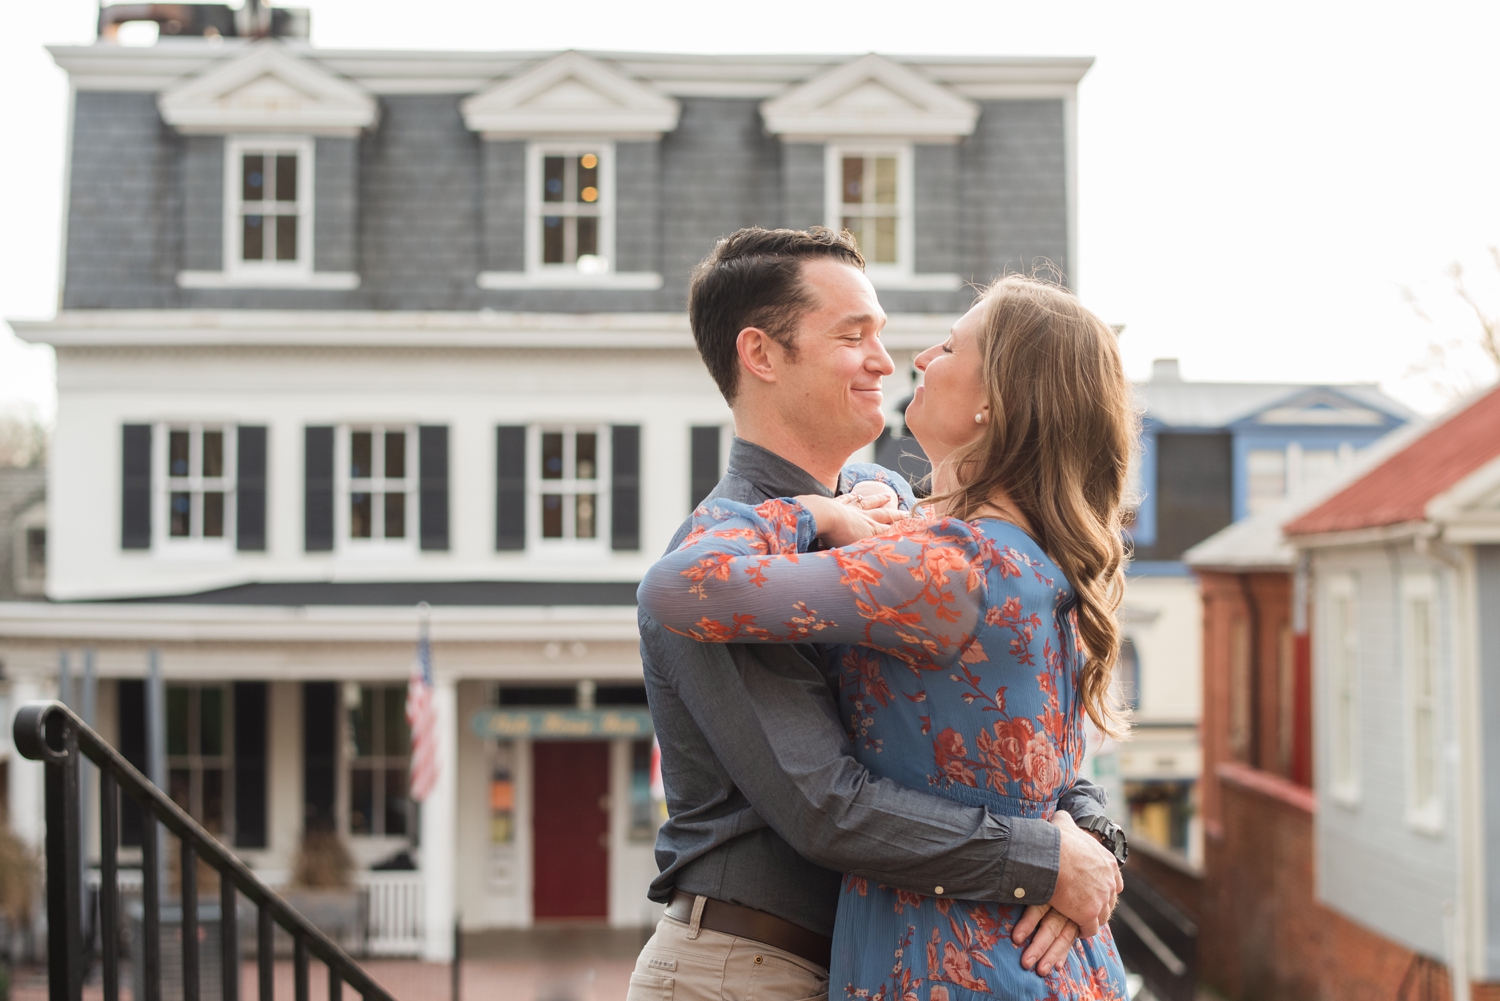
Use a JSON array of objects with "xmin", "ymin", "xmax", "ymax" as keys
[
  {"xmin": 761, "ymin": 54, "xmax": 979, "ymax": 141},
  {"xmin": 1252, "ymin": 389, "xmax": 1387, "ymax": 426},
  {"xmin": 461, "ymin": 51, "xmax": 680, "ymax": 139},
  {"xmin": 158, "ymin": 41, "xmax": 377, "ymax": 136}
]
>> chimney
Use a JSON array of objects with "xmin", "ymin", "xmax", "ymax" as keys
[{"xmin": 1151, "ymin": 358, "xmax": 1183, "ymax": 383}]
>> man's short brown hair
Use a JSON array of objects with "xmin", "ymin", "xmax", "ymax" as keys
[{"xmin": 687, "ymin": 226, "xmax": 865, "ymax": 403}]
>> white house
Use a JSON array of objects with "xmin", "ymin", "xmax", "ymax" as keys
[
  {"xmin": 1284, "ymin": 383, "xmax": 1500, "ymax": 998},
  {"xmin": 0, "ymin": 34, "xmax": 1093, "ymax": 957}
]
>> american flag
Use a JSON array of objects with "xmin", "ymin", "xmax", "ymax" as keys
[{"xmin": 406, "ymin": 618, "xmax": 440, "ymax": 803}]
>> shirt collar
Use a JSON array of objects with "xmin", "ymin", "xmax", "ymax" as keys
[{"xmin": 726, "ymin": 437, "xmax": 837, "ymax": 499}]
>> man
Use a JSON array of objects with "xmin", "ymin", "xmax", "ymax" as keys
[{"xmin": 628, "ymin": 228, "xmax": 1126, "ymax": 1001}]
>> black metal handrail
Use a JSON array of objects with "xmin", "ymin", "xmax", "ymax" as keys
[
  {"xmin": 14, "ymin": 700, "xmax": 398, "ymax": 1001},
  {"xmin": 1109, "ymin": 870, "xmax": 1198, "ymax": 1001}
]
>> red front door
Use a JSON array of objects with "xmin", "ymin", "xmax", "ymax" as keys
[{"xmin": 532, "ymin": 740, "xmax": 610, "ymax": 920}]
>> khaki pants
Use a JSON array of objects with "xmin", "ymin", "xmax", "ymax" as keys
[{"xmin": 626, "ymin": 896, "xmax": 830, "ymax": 1001}]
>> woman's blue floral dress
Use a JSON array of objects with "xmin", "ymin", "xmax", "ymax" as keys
[{"xmin": 639, "ymin": 494, "xmax": 1128, "ymax": 1001}]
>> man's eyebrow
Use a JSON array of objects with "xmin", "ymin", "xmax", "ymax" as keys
[{"xmin": 831, "ymin": 312, "xmax": 885, "ymax": 330}]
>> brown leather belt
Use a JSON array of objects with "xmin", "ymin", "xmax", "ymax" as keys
[{"xmin": 665, "ymin": 890, "xmax": 832, "ymax": 969}]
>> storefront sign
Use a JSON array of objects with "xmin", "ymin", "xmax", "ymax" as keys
[{"xmin": 470, "ymin": 708, "xmax": 654, "ymax": 740}]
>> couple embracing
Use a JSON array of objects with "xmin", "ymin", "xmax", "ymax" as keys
[{"xmin": 628, "ymin": 226, "xmax": 1135, "ymax": 1001}]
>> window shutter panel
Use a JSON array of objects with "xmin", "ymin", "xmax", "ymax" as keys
[
  {"xmin": 611, "ymin": 425, "xmax": 641, "ymax": 552},
  {"xmin": 304, "ymin": 426, "xmax": 335, "ymax": 552},
  {"xmin": 236, "ymin": 426, "xmax": 268, "ymax": 551},
  {"xmin": 121, "ymin": 424, "xmax": 152, "ymax": 549},
  {"xmin": 496, "ymin": 426, "xmax": 526, "ymax": 551},
  {"xmin": 118, "ymin": 679, "xmax": 146, "ymax": 846},
  {"xmin": 689, "ymin": 426, "xmax": 721, "ymax": 511},
  {"xmin": 302, "ymin": 681, "xmax": 338, "ymax": 831},
  {"xmin": 419, "ymin": 425, "xmax": 450, "ymax": 551},
  {"xmin": 233, "ymin": 681, "xmax": 268, "ymax": 848}
]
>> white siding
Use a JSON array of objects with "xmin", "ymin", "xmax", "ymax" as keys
[{"xmin": 1313, "ymin": 544, "xmax": 1458, "ymax": 957}]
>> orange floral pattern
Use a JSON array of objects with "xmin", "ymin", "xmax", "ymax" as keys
[{"xmin": 638, "ymin": 495, "xmax": 1128, "ymax": 1001}]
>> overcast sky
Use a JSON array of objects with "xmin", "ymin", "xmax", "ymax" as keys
[{"xmin": 3, "ymin": 0, "xmax": 1498, "ymax": 422}]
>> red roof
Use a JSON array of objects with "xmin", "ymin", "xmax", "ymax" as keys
[{"xmin": 1284, "ymin": 383, "xmax": 1500, "ymax": 537}]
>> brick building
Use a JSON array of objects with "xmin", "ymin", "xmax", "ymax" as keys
[
  {"xmin": 1167, "ymin": 383, "xmax": 1500, "ymax": 1001},
  {"xmin": 1, "ymin": 32, "xmax": 1092, "ymax": 957}
]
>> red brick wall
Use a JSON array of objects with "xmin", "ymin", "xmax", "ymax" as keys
[{"xmin": 1199, "ymin": 763, "xmax": 1468, "ymax": 1001}]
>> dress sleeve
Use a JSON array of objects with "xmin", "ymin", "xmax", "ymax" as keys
[
  {"xmin": 637, "ymin": 498, "xmax": 985, "ymax": 671},
  {"xmin": 838, "ymin": 462, "xmax": 918, "ymax": 511}
]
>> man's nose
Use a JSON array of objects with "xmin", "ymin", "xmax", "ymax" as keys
[{"xmin": 868, "ymin": 338, "xmax": 895, "ymax": 376}]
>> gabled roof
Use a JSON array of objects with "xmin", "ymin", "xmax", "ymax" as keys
[
  {"xmin": 461, "ymin": 51, "xmax": 680, "ymax": 139},
  {"xmin": 1284, "ymin": 383, "xmax": 1500, "ymax": 537},
  {"xmin": 760, "ymin": 53, "xmax": 979, "ymax": 140},
  {"xmin": 157, "ymin": 41, "xmax": 377, "ymax": 135},
  {"xmin": 1135, "ymin": 379, "xmax": 1414, "ymax": 431}
]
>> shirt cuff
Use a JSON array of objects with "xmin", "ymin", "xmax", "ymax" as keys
[
  {"xmin": 791, "ymin": 500, "xmax": 819, "ymax": 552},
  {"xmin": 999, "ymin": 816, "xmax": 1060, "ymax": 904}
]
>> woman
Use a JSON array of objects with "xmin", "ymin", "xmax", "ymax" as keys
[{"xmin": 639, "ymin": 274, "xmax": 1135, "ymax": 1001}]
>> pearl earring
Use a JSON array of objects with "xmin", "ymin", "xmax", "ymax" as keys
[{"xmin": 975, "ymin": 413, "xmax": 985, "ymax": 424}]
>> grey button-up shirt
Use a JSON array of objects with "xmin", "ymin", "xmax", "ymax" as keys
[{"xmin": 641, "ymin": 438, "xmax": 1109, "ymax": 936}]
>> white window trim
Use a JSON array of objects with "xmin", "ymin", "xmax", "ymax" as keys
[
  {"xmin": 526, "ymin": 423, "xmax": 611, "ymax": 556},
  {"xmin": 823, "ymin": 143, "xmax": 961, "ymax": 292},
  {"xmin": 225, "ymin": 135, "xmax": 314, "ymax": 279},
  {"xmin": 475, "ymin": 141, "xmax": 659, "ymax": 292},
  {"xmin": 154, "ymin": 422, "xmax": 236, "ymax": 559},
  {"xmin": 527, "ymin": 141, "xmax": 614, "ymax": 273},
  {"xmin": 335, "ymin": 424, "xmax": 419, "ymax": 558},
  {"xmin": 1401, "ymin": 573, "xmax": 1444, "ymax": 835},
  {"xmin": 339, "ymin": 681, "xmax": 414, "ymax": 842},
  {"xmin": 177, "ymin": 135, "xmax": 361, "ymax": 291},
  {"xmin": 1324, "ymin": 573, "xmax": 1361, "ymax": 807}
]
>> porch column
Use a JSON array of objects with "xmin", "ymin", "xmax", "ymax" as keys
[
  {"xmin": 421, "ymin": 678, "xmax": 458, "ymax": 962},
  {"xmin": 8, "ymin": 676, "xmax": 45, "ymax": 851}
]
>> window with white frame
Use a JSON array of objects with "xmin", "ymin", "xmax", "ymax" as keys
[
  {"xmin": 167, "ymin": 684, "xmax": 232, "ymax": 837},
  {"xmin": 530, "ymin": 145, "xmax": 613, "ymax": 273},
  {"xmin": 162, "ymin": 425, "xmax": 235, "ymax": 543},
  {"xmin": 1402, "ymin": 575, "xmax": 1442, "ymax": 830},
  {"xmin": 1246, "ymin": 448, "xmax": 1287, "ymax": 513},
  {"xmin": 531, "ymin": 425, "xmax": 608, "ymax": 545},
  {"xmin": 345, "ymin": 426, "xmax": 415, "ymax": 545},
  {"xmin": 227, "ymin": 138, "xmax": 312, "ymax": 274},
  {"xmin": 345, "ymin": 683, "xmax": 410, "ymax": 838},
  {"xmin": 827, "ymin": 146, "xmax": 911, "ymax": 270},
  {"xmin": 1327, "ymin": 575, "xmax": 1360, "ymax": 804}
]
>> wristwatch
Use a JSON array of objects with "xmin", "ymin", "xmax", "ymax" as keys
[{"xmin": 1077, "ymin": 815, "xmax": 1129, "ymax": 866}]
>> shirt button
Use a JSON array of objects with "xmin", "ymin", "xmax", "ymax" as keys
[
  {"xmin": 934, "ymin": 886, "xmax": 944, "ymax": 895},
  {"xmin": 1014, "ymin": 888, "xmax": 1026, "ymax": 899}
]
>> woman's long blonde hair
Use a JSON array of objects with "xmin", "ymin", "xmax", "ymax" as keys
[{"xmin": 928, "ymin": 274, "xmax": 1137, "ymax": 739}]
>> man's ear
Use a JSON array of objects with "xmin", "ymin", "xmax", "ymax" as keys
[{"xmin": 736, "ymin": 327, "xmax": 781, "ymax": 387}]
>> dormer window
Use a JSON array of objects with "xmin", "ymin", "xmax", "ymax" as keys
[
  {"xmin": 827, "ymin": 146, "xmax": 911, "ymax": 272},
  {"xmin": 529, "ymin": 144, "xmax": 614, "ymax": 274},
  {"xmin": 227, "ymin": 137, "xmax": 312, "ymax": 276}
]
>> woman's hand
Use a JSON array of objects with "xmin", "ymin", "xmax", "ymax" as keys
[{"xmin": 795, "ymin": 493, "xmax": 901, "ymax": 547}]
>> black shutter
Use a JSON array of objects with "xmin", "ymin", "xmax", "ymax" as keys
[
  {"xmin": 496, "ymin": 426, "xmax": 526, "ymax": 551},
  {"xmin": 233, "ymin": 681, "xmax": 267, "ymax": 848},
  {"xmin": 303, "ymin": 681, "xmax": 337, "ymax": 832},
  {"xmin": 236, "ymin": 426, "xmax": 268, "ymax": 551},
  {"xmin": 419, "ymin": 425, "xmax": 450, "ymax": 551},
  {"xmin": 121, "ymin": 425, "xmax": 152, "ymax": 549},
  {"xmin": 118, "ymin": 679, "xmax": 146, "ymax": 846},
  {"xmin": 611, "ymin": 425, "xmax": 641, "ymax": 552},
  {"xmin": 689, "ymin": 426, "xmax": 721, "ymax": 511},
  {"xmin": 304, "ymin": 426, "xmax": 335, "ymax": 552}
]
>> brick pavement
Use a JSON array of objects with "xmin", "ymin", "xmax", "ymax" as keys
[{"xmin": 11, "ymin": 958, "xmax": 637, "ymax": 1001}]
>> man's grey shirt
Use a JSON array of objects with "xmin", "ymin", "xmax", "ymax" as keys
[{"xmin": 641, "ymin": 438, "xmax": 1109, "ymax": 936}]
